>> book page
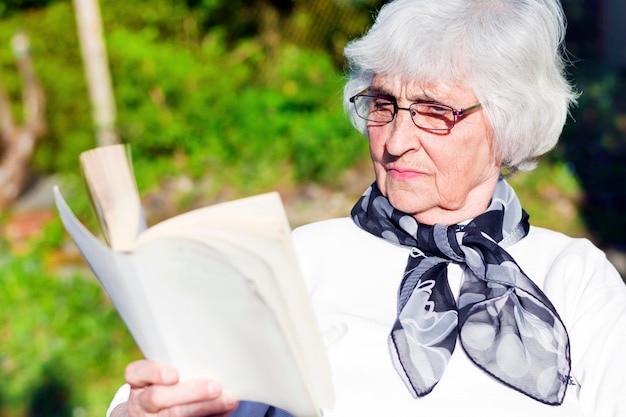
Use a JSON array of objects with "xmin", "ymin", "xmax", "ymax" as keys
[
  {"xmin": 134, "ymin": 192, "xmax": 333, "ymax": 407},
  {"xmin": 132, "ymin": 237, "xmax": 321, "ymax": 416},
  {"xmin": 53, "ymin": 187, "xmax": 169, "ymax": 359},
  {"xmin": 80, "ymin": 144, "xmax": 146, "ymax": 252},
  {"xmin": 54, "ymin": 187, "xmax": 333, "ymax": 416}
]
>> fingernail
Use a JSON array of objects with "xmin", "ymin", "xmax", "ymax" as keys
[
  {"xmin": 207, "ymin": 381, "xmax": 221, "ymax": 397},
  {"xmin": 161, "ymin": 368, "xmax": 177, "ymax": 382},
  {"xmin": 221, "ymin": 390, "xmax": 238, "ymax": 407}
]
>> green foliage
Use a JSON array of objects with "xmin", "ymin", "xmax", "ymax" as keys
[
  {"xmin": 0, "ymin": 1, "xmax": 95, "ymax": 172},
  {"xmin": 108, "ymin": 30, "xmax": 368, "ymax": 191},
  {"xmin": 508, "ymin": 161, "xmax": 586, "ymax": 238},
  {"xmin": 179, "ymin": 0, "xmax": 381, "ymax": 55},
  {"xmin": 558, "ymin": 64, "xmax": 626, "ymax": 245},
  {"xmin": 0, "ymin": 0, "xmax": 58, "ymax": 18},
  {"xmin": 0, "ymin": 222, "xmax": 140, "ymax": 417},
  {"xmin": 0, "ymin": 0, "xmax": 372, "ymax": 194}
]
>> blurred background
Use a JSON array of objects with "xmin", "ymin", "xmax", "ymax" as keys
[{"xmin": 0, "ymin": 0, "xmax": 624, "ymax": 416}]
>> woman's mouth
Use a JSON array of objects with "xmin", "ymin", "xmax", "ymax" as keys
[{"xmin": 387, "ymin": 167, "xmax": 425, "ymax": 180}]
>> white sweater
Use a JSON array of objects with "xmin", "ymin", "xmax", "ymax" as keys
[{"xmin": 292, "ymin": 218, "xmax": 626, "ymax": 417}]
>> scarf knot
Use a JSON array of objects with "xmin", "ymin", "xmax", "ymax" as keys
[{"xmin": 351, "ymin": 178, "xmax": 571, "ymax": 405}]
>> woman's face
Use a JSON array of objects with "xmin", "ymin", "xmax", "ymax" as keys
[{"xmin": 367, "ymin": 74, "xmax": 501, "ymax": 225}]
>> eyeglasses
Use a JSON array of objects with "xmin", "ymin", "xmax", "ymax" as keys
[{"xmin": 349, "ymin": 87, "xmax": 482, "ymax": 131}]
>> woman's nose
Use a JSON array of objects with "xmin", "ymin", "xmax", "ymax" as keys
[{"xmin": 385, "ymin": 107, "xmax": 421, "ymax": 156}]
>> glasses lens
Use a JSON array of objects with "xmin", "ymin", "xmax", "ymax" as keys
[
  {"xmin": 411, "ymin": 103, "xmax": 455, "ymax": 130},
  {"xmin": 355, "ymin": 95, "xmax": 395, "ymax": 123}
]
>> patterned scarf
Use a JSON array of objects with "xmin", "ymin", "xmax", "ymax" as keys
[{"xmin": 351, "ymin": 177, "xmax": 571, "ymax": 405}]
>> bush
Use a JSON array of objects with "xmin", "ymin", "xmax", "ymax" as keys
[
  {"xmin": 558, "ymin": 64, "xmax": 626, "ymax": 247},
  {"xmin": 0, "ymin": 0, "xmax": 372, "ymax": 199},
  {"xmin": 0, "ymin": 221, "xmax": 141, "ymax": 417}
]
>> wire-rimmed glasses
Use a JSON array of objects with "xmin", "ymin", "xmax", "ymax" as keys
[{"xmin": 349, "ymin": 87, "xmax": 482, "ymax": 131}]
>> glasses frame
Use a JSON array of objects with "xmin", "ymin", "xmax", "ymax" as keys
[{"xmin": 349, "ymin": 87, "xmax": 482, "ymax": 131}]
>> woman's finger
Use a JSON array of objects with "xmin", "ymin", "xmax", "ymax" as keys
[
  {"xmin": 134, "ymin": 379, "xmax": 225, "ymax": 412},
  {"xmin": 125, "ymin": 360, "xmax": 179, "ymax": 388}
]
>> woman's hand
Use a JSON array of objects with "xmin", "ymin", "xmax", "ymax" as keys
[{"xmin": 114, "ymin": 359, "xmax": 239, "ymax": 417}]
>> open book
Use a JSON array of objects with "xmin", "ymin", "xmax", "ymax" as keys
[{"xmin": 54, "ymin": 144, "xmax": 333, "ymax": 417}]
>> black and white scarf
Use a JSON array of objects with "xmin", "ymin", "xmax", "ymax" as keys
[{"xmin": 351, "ymin": 177, "xmax": 571, "ymax": 405}]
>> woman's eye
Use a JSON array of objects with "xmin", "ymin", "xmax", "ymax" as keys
[
  {"xmin": 372, "ymin": 98, "xmax": 394, "ymax": 110},
  {"xmin": 427, "ymin": 104, "xmax": 450, "ymax": 114}
]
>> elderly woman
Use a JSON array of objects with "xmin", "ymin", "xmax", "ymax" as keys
[{"xmin": 109, "ymin": 0, "xmax": 626, "ymax": 416}]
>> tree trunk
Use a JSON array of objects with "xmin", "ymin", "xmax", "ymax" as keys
[
  {"xmin": 73, "ymin": 0, "xmax": 118, "ymax": 147},
  {"xmin": 0, "ymin": 32, "xmax": 46, "ymax": 210}
]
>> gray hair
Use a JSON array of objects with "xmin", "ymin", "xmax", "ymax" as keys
[{"xmin": 343, "ymin": 0, "xmax": 578, "ymax": 171}]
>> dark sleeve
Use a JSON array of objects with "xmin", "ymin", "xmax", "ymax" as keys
[{"xmin": 230, "ymin": 401, "xmax": 295, "ymax": 417}]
